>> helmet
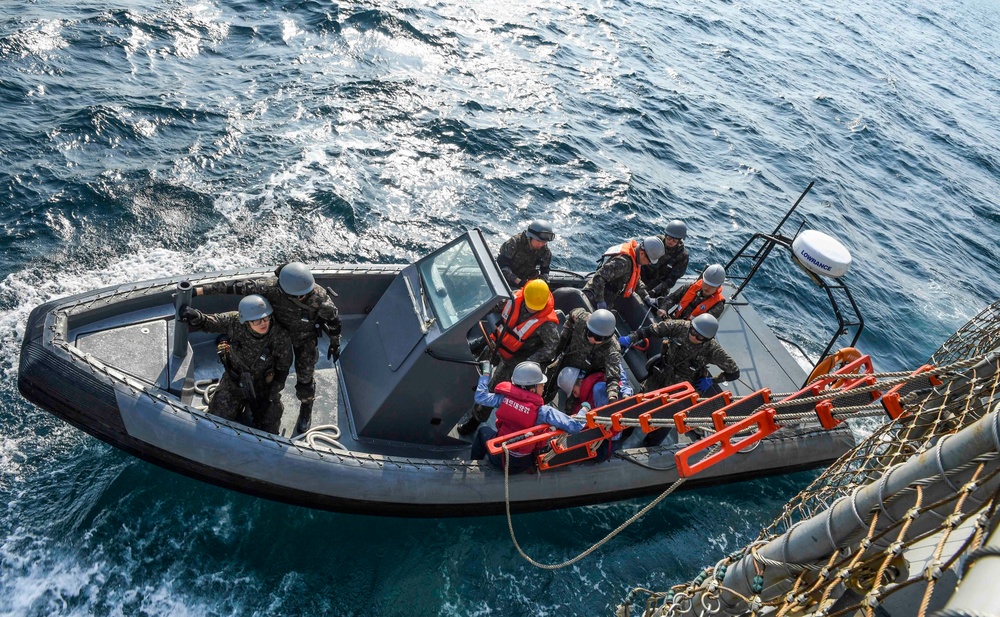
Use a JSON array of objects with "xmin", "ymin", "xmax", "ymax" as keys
[
  {"xmin": 511, "ymin": 361, "xmax": 548, "ymax": 387},
  {"xmin": 587, "ymin": 309, "xmax": 616, "ymax": 337},
  {"xmin": 702, "ymin": 264, "xmax": 726, "ymax": 287},
  {"xmin": 665, "ymin": 219, "xmax": 688, "ymax": 240},
  {"xmin": 557, "ymin": 366, "xmax": 583, "ymax": 396},
  {"xmin": 522, "ymin": 279, "xmax": 550, "ymax": 311},
  {"xmin": 641, "ymin": 236, "xmax": 665, "ymax": 263},
  {"xmin": 691, "ymin": 313, "xmax": 719, "ymax": 339},
  {"xmin": 278, "ymin": 262, "xmax": 316, "ymax": 296},
  {"xmin": 238, "ymin": 295, "xmax": 273, "ymax": 323},
  {"xmin": 525, "ymin": 220, "xmax": 556, "ymax": 243}
]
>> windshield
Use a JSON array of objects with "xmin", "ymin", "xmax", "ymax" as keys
[{"xmin": 417, "ymin": 237, "xmax": 494, "ymax": 330}]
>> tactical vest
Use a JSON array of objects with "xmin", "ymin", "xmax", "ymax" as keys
[
  {"xmin": 672, "ymin": 280, "xmax": 724, "ymax": 320},
  {"xmin": 494, "ymin": 382, "xmax": 544, "ymax": 456},
  {"xmin": 493, "ymin": 290, "xmax": 559, "ymax": 361}
]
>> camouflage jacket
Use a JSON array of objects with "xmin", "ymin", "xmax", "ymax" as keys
[
  {"xmin": 496, "ymin": 231, "xmax": 552, "ymax": 288},
  {"xmin": 190, "ymin": 311, "xmax": 294, "ymax": 398},
  {"xmin": 204, "ymin": 276, "xmax": 341, "ymax": 343},
  {"xmin": 500, "ymin": 316, "xmax": 561, "ymax": 366},
  {"xmin": 583, "ymin": 253, "xmax": 650, "ymax": 307},
  {"xmin": 641, "ymin": 240, "xmax": 689, "ymax": 295},
  {"xmin": 634, "ymin": 319, "xmax": 739, "ymax": 382},
  {"xmin": 553, "ymin": 308, "xmax": 624, "ymax": 400}
]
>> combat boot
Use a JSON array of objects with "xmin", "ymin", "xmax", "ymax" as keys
[
  {"xmin": 456, "ymin": 416, "xmax": 481, "ymax": 436},
  {"xmin": 294, "ymin": 400, "xmax": 313, "ymax": 436},
  {"xmin": 457, "ymin": 404, "xmax": 488, "ymax": 436}
]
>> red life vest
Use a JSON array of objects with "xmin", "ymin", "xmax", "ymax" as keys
[
  {"xmin": 493, "ymin": 290, "xmax": 559, "ymax": 361},
  {"xmin": 672, "ymin": 280, "xmax": 725, "ymax": 319},
  {"xmin": 601, "ymin": 240, "xmax": 641, "ymax": 298},
  {"xmin": 494, "ymin": 381, "xmax": 544, "ymax": 456},
  {"xmin": 568, "ymin": 371, "xmax": 605, "ymax": 414}
]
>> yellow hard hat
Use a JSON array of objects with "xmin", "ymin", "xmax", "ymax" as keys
[{"xmin": 522, "ymin": 279, "xmax": 550, "ymax": 311}]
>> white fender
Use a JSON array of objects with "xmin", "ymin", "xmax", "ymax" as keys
[{"xmin": 791, "ymin": 230, "xmax": 852, "ymax": 278}]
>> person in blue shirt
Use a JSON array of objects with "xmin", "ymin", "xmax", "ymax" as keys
[{"xmin": 470, "ymin": 361, "xmax": 585, "ymax": 473}]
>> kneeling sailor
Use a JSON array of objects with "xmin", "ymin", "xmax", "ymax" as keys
[{"xmin": 470, "ymin": 362, "xmax": 584, "ymax": 474}]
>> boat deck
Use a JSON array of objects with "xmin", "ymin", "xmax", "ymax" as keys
[{"xmin": 69, "ymin": 276, "xmax": 812, "ymax": 460}]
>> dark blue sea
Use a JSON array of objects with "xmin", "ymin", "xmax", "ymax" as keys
[{"xmin": 2, "ymin": 0, "xmax": 999, "ymax": 614}]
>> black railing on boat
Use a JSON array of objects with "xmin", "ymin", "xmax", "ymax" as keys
[{"xmin": 723, "ymin": 181, "xmax": 865, "ymax": 388}]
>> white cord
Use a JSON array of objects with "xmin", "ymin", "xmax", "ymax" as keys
[{"xmin": 297, "ymin": 424, "xmax": 348, "ymax": 453}]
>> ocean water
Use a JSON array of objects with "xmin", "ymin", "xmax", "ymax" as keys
[{"xmin": 2, "ymin": 0, "xmax": 999, "ymax": 615}]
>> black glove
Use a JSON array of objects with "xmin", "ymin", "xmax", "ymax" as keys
[
  {"xmin": 321, "ymin": 319, "xmax": 342, "ymax": 338},
  {"xmin": 328, "ymin": 337, "xmax": 341, "ymax": 362},
  {"xmin": 178, "ymin": 305, "xmax": 203, "ymax": 323}
]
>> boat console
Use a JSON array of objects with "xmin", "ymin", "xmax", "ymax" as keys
[{"xmin": 338, "ymin": 230, "xmax": 510, "ymax": 447}]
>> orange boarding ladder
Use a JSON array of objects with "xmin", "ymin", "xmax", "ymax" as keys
[
  {"xmin": 674, "ymin": 353, "xmax": 880, "ymax": 478},
  {"xmin": 880, "ymin": 365, "xmax": 943, "ymax": 420},
  {"xmin": 539, "ymin": 383, "xmax": 697, "ymax": 470},
  {"xmin": 779, "ymin": 353, "xmax": 879, "ymax": 429}
]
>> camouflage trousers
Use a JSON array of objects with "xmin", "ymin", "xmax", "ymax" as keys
[
  {"xmin": 209, "ymin": 374, "xmax": 284, "ymax": 434},
  {"xmin": 291, "ymin": 334, "xmax": 320, "ymax": 402}
]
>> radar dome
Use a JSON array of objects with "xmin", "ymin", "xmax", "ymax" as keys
[{"xmin": 791, "ymin": 230, "xmax": 852, "ymax": 278}]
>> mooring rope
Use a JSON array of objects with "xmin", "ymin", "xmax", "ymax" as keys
[{"xmin": 502, "ymin": 443, "xmax": 687, "ymax": 570}]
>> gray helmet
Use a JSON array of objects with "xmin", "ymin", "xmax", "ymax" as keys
[
  {"xmin": 702, "ymin": 264, "xmax": 726, "ymax": 287},
  {"xmin": 278, "ymin": 262, "xmax": 315, "ymax": 296},
  {"xmin": 526, "ymin": 220, "xmax": 556, "ymax": 243},
  {"xmin": 641, "ymin": 236, "xmax": 665, "ymax": 263},
  {"xmin": 511, "ymin": 361, "xmax": 548, "ymax": 387},
  {"xmin": 587, "ymin": 309, "xmax": 617, "ymax": 337},
  {"xmin": 665, "ymin": 219, "xmax": 688, "ymax": 240},
  {"xmin": 238, "ymin": 295, "xmax": 273, "ymax": 323},
  {"xmin": 557, "ymin": 366, "xmax": 584, "ymax": 396},
  {"xmin": 691, "ymin": 313, "xmax": 719, "ymax": 339}
]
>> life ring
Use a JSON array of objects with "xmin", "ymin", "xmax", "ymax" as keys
[{"xmin": 807, "ymin": 347, "xmax": 862, "ymax": 388}]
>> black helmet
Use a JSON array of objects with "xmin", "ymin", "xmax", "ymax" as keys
[
  {"xmin": 665, "ymin": 219, "xmax": 687, "ymax": 240},
  {"xmin": 526, "ymin": 221, "xmax": 556, "ymax": 243}
]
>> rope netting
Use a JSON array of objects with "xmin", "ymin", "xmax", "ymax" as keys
[{"xmin": 621, "ymin": 299, "xmax": 1000, "ymax": 617}]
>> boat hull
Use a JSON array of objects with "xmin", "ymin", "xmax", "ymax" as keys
[{"xmin": 18, "ymin": 271, "xmax": 856, "ymax": 517}]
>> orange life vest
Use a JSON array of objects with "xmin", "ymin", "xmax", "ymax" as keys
[
  {"xmin": 600, "ymin": 240, "xmax": 642, "ymax": 298},
  {"xmin": 493, "ymin": 290, "xmax": 559, "ymax": 361},
  {"xmin": 671, "ymin": 280, "xmax": 725, "ymax": 320}
]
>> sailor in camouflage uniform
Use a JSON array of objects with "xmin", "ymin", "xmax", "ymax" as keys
[
  {"xmin": 195, "ymin": 262, "xmax": 341, "ymax": 435},
  {"xmin": 641, "ymin": 219, "xmax": 690, "ymax": 296},
  {"xmin": 583, "ymin": 236, "xmax": 665, "ymax": 311},
  {"xmin": 620, "ymin": 313, "xmax": 739, "ymax": 393},
  {"xmin": 496, "ymin": 221, "xmax": 555, "ymax": 289},
  {"xmin": 620, "ymin": 313, "xmax": 739, "ymax": 446},
  {"xmin": 544, "ymin": 308, "xmax": 624, "ymax": 403},
  {"xmin": 180, "ymin": 296, "xmax": 294, "ymax": 434}
]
